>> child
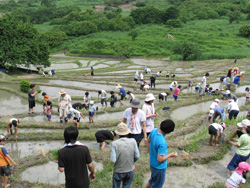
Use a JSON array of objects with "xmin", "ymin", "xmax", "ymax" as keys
[
  {"xmin": 6, "ymin": 118, "xmax": 20, "ymax": 138},
  {"xmin": 159, "ymin": 92, "xmax": 168, "ymax": 102},
  {"xmin": 110, "ymin": 91, "xmax": 117, "ymax": 107},
  {"xmin": 195, "ymin": 83, "xmax": 200, "ymax": 93},
  {"xmin": 225, "ymin": 162, "xmax": 250, "ymax": 188},
  {"xmin": 245, "ymin": 87, "xmax": 249, "ymax": 103},
  {"xmin": 187, "ymin": 80, "xmax": 193, "ymax": 93},
  {"xmin": 127, "ymin": 91, "xmax": 135, "ymax": 103},
  {"xmin": 207, "ymin": 110, "xmax": 214, "ymax": 125},
  {"xmin": 46, "ymin": 101, "xmax": 52, "ymax": 122},
  {"xmin": 208, "ymin": 122, "xmax": 226, "ymax": 146},
  {"xmin": 69, "ymin": 108, "xmax": 85, "ymax": 128},
  {"xmin": 207, "ymin": 87, "xmax": 212, "ymax": 95},
  {"xmin": 0, "ymin": 135, "xmax": 18, "ymax": 188},
  {"xmin": 98, "ymin": 90, "xmax": 107, "ymax": 107},
  {"xmin": 88, "ymin": 101, "xmax": 96, "ymax": 124},
  {"xmin": 169, "ymin": 81, "xmax": 177, "ymax": 95},
  {"xmin": 173, "ymin": 85, "xmax": 181, "ymax": 101},
  {"xmin": 42, "ymin": 92, "xmax": 50, "ymax": 114}
]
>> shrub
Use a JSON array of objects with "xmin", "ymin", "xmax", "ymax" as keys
[
  {"xmin": 172, "ymin": 42, "xmax": 202, "ymax": 61},
  {"xmin": 166, "ymin": 19, "xmax": 182, "ymax": 28},
  {"xmin": 128, "ymin": 29, "xmax": 138, "ymax": 40},
  {"xmin": 135, "ymin": 2, "xmax": 146, "ymax": 7},
  {"xmin": 239, "ymin": 25, "xmax": 250, "ymax": 37},
  {"xmin": 20, "ymin": 80, "xmax": 30, "ymax": 93}
]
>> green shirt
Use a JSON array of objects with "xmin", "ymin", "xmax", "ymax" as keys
[{"xmin": 236, "ymin": 134, "xmax": 250, "ymax": 156}]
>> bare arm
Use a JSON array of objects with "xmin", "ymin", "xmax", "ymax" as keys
[
  {"xmin": 142, "ymin": 121, "xmax": 147, "ymax": 144},
  {"xmin": 58, "ymin": 167, "xmax": 64, "ymax": 172},
  {"xmin": 228, "ymin": 140, "xmax": 240, "ymax": 147},
  {"xmin": 88, "ymin": 162, "xmax": 96, "ymax": 181},
  {"xmin": 122, "ymin": 118, "xmax": 127, "ymax": 123},
  {"xmin": 30, "ymin": 92, "xmax": 38, "ymax": 97},
  {"xmin": 80, "ymin": 113, "xmax": 85, "ymax": 118},
  {"xmin": 157, "ymin": 152, "xmax": 177, "ymax": 163},
  {"xmin": 6, "ymin": 154, "xmax": 18, "ymax": 166},
  {"xmin": 147, "ymin": 138, "xmax": 150, "ymax": 153}
]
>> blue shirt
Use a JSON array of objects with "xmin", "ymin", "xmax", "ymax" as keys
[
  {"xmin": 149, "ymin": 128, "xmax": 167, "ymax": 169},
  {"xmin": 213, "ymin": 106, "xmax": 224, "ymax": 114},
  {"xmin": 233, "ymin": 76, "xmax": 240, "ymax": 85},
  {"xmin": 120, "ymin": 88, "xmax": 126, "ymax": 97},
  {"xmin": 89, "ymin": 105, "xmax": 96, "ymax": 113}
]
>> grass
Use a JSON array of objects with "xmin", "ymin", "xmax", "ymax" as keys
[
  {"xmin": 49, "ymin": 19, "xmax": 250, "ymax": 60},
  {"xmin": 55, "ymin": 0, "xmax": 104, "ymax": 10}
]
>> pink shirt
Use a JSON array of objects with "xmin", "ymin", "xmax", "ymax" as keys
[
  {"xmin": 174, "ymin": 88, "xmax": 180, "ymax": 96},
  {"xmin": 46, "ymin": 106, "xmax": 51, "ymax": 115}
]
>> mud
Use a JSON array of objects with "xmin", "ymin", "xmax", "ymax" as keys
[
  {"xmin": 171, "ymin": 97, "xmax": 245, "ymax": 121},
  {"xmin": 130, "ymin": 59, "xmax": 169, "ymax": 66},
  {"xmin": 21, "ymin": 160, "xmax": 103, "ymax": 185},
  {"xmin": 0, "ymin": 90, "xmax": 42, "ymax": 115},
  {"xmin": 44, "ymin": 63, "xmax": 78, "ymax": 71}
]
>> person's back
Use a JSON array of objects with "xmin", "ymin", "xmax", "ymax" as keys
[
  {"xmin": 58, "ymin": 145, "xmax": 92, "ymax": 188},
  {"xmin": 112, "ymin": 137, "xmax": 137, "ymax": 173},
  {"xmin": 149, "ymin": 128, "xmax": 167, "ymax": 169}
]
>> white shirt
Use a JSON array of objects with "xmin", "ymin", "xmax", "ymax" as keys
[
  {"xmin": 161, "ymin": 92, "xmax": 167, "ymax": 96},
  {"xmin": 169, "ymin": 82, "xmax": 175, "ymax": 89},
  {"xmin": 100, "ymin": 90, "xmax": 106, "ymax": 99},
  {"xmin": 201, "ymin": 76, "xmax": 206, "ymax": 88},
  {"xmin": 134, "ymin": 73, "xmax": 139, "ymax": 79},
  {"xmin": 210, "ymin": 102, "xmax": 218, "ymax": 109},
  {"xmin": 157, "ymin": 72, "xmax": 160, "ymax": 76},
  {"xmin": 9, "ymin": 118, "xmax": 18, "ymax": 123},
  {"xmin": 140, "ymin": 73, "xmax": 144, "ymax": 79},
  {"xmin": 70, "ymin": 108, "xmax": 81, "ymax": 119},
  {"xmin": 227, "ymin": 171, "xmax": 246, "ymax": 187},
  {"xmin": 246, "ymin": 91, "xmax": 250, "ymax": 98},
  {"xmin": 84, "ymin": 95, "xmax": 91, "ymax": 104},
  {"xmin": 130, "ymin": 93, "xmax": 135, "ymax": 100},
  {"xmin": 142, "ymin": 103, "xmax": 155, "ymax": 133},
  {"xmin": 123, "ymin": 108, "xmax": 146, "ymax": 134},
  {"xmin": 228, "ymin": 101, "xmax": 239, "ymax": 111},
  {"xmin": 58, "ymin": 94, "xmax": 71, "ymax": 108},
  {"xmin": 211, "ymin": 123, "xmax": 223, "ymax": 134}
]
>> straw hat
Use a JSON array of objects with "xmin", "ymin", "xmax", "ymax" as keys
[
  {"xmin": 116, "ymin": 84, "xmax": 122, "ymax": 89},
  {"xmin": 233, "ymin": 67, "xmax": 239, "ymax": 70},
  {"xmin": 59, "ymin": 89, "xmax": 66, "ymax": 95},
  {"xmin": 115, "ymin": 122, "xmax": 130, "ymax": 135},
  {"xmin": 145, "ymin": 93, "xmax": 155, "ymax": 102}
]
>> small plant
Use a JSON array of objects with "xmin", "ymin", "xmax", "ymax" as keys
[
  {"xmin": 36, "ymin": 89, "xmax": 42, "ymax": 93},
  {"xmin": 20, "ymin": 80, "xmax": 30, "ymax": 93}
]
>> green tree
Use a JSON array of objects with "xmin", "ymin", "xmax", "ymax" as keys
[
  {"xmin": 20, "ymin": 80, "xmax": 30, "ymax": 93},
  {"xmin": 128, "ymin": 29, "xmax": 138, "ymax": 41},
  {"xmin": 229, "ymin": 10, "xmax": 241, "ymax": 23},
  {"xmin": 39, "ymin": 29, "xmax": 68, "ymax": 48},
  {"xmin": 239, "ymin": 25, "xmax": 250, "ymax": 37},
  {"xmin": 0, "ymin": 16, "xmax": 50, "ymax": 69},
  {"xmin": 41, "ymin": 0, "xmax": 55, "ymax": 8},
  {"xmin": 164, "ymin": 6, "xmax": 179, "ymax": 22},
  {"xmin": 172, "ymin": 42, "xmax": 202, "ymax": 61},
  {"xmin": 113, "ymin": 42, "xmax": 133, "ymax": 58},
  {"xmin": 87, "ymin": 39, "xmax": 105, "ymax": 53}
]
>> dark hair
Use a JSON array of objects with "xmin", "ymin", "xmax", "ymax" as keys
[
  {"xmin": 209, "ymin": 87, "xmax": 212, "ymax": 90},
  {"xmin": 127, "ymin": 91, "xmax": 131, "ymax": 94},
  {"xmin": 47, "ymin": 100, "xmax": 52, "ymax": 105},
  {"xmin": 178, "ymin": 85, "xmax": 182, "ymax": 89},
  {"xmin": 159, "ymin": 71, "xmax": 162, "ymax": 73},
  {"xmin": 246, "ymin": 126, "xmax": 250, "ymax": 135},
  {"xmin": 98, "ymin": 91, "xmax": 101, "ymax": 94},
  {"xmin": 64, "ymin": 127, "xmax": 79, "ymax": 144},
  {"xmin": 205, "ymin": 72, "xmax": 209, "ymax": 77},
  {"xmin": 243, "ymin": 171, "xmax": 248, "ymax": 179},
  {"xmin": 110, "ymin": 91, "xmax": 114, "ymax": 94},
  {"xmin": 30, "ymin": 84, "xmax": 35, "ymax": 88},
  {"xmin": 145, "ymin": 101, "xmax": 151, "ymax": 104},
  {"xmin": 85, "ymin": 92, "xmax": 89, "ymax": 96},
  {"xmin": 160, "ymin": 119, "xmax": 175, "ymax": 134},
  {"xmin": 42, "ymin": 92, "xmax": 46, "ymax": 96},
  {"xmin": 246, "ymin": 87, "xmax": 249, "ymax": 91}
]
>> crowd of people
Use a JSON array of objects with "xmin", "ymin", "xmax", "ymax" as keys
[{"xmin": 2, "ymin": 62, "xmax": 250, "ymax": 188}]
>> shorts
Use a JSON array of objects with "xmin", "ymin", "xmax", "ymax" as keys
[
  {"xmin": 101, "ymin": 98, "xmax": 107, "ymax": 105},
  {"xmin": 148, "ymin": 166, "xmax": 166, "ymax": 188},
  {"xmin": 29, "ymin": 101, "xmax": 35, "ymax": 109},
  {"xmin": 121, "ymin": 95, "xmax": 125, "ymax": 100},
  {"xmin": 199, "ymin": 88, "xmax": 205, "ymax": 96},
  {"xmin": 208, "ymin": 125, "xmax": 217, "ymax": 136},
  {"xmin": 47, "ymin": 115, "xmax": 52, "ymax": 119},
  {"xmin": 95, "ymin": 133, "xmax": 105, "ymax": 143},
  {"xmin": 89, "ymin": 111, "xmax": 94, "ymax": 117},
  {"xmin": 170, "ymin": 88, "xmax": 173, "ymax": 92},
  {"xmin": 128, "ymin": 133, "xmax": 141, "ymax": 144},
  {"xmin": 225, "ymin": 181, "xmax": 236, "ymax": 188},
  {"xmin": 134, "ymin": 78, "xmax": 138, "ymax": 82},
  {"xmin": 159, "ymin": 94, "xmax": 164, "ymax": 100},
  {"xmin": 173, "ymin": 95, "xmax": 178, "ymax": 100},
  {"xmin": 73, "ymin": 117, "xmax": 80, "ymax": 122},
  {"xmin": 208, "ymin": 116, "xmax": 212, "ymax": 121},
  {"xmin": 91, "ymin": 72, "xmax": 94, "ymax": 76},
  {"xmin": 0, "ymin": 165, "xmax": 11, "ymax": 176},
  {"xmin": 227, "ymin": 153, "xmax": 250, "ymax": 171},
  {"xmin": 11, "ymin": 120, "xmax": 17, "ymax": 128}
]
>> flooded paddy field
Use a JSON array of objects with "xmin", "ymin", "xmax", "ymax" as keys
[{"xmin": 1, "ymin": 55, "xmax": 250, "ymax": 188}]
